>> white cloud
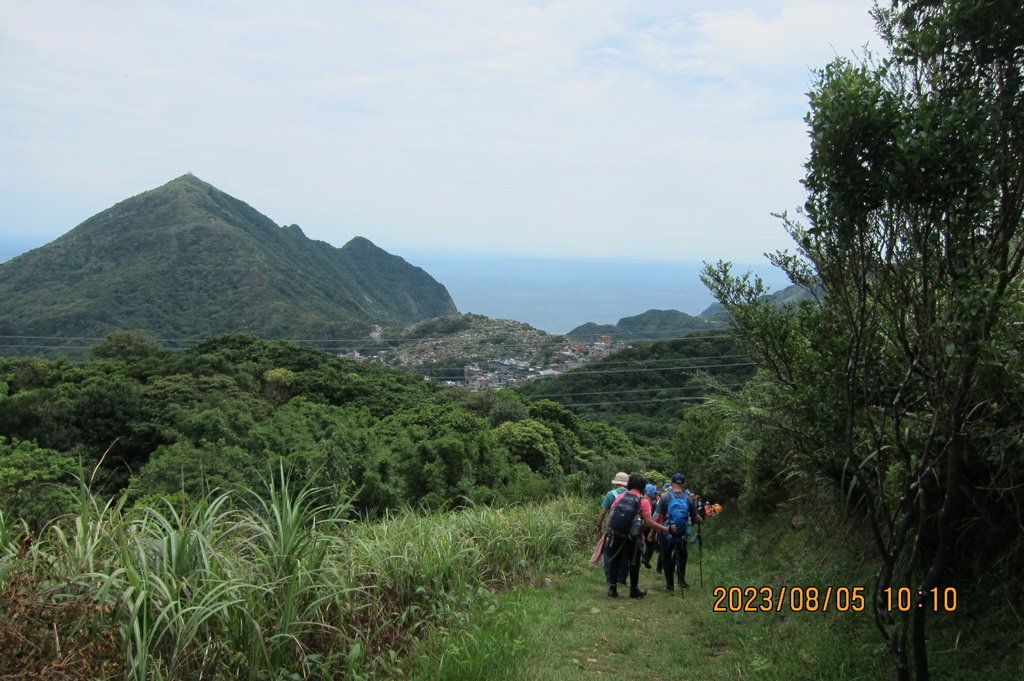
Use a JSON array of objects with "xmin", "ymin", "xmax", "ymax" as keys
[{"xmin": 0, "ymin": 0, "xmax": 879, "ymax": 260}]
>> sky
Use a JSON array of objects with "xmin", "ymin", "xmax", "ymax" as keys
[{"xmin": 1, "ymin": 0, "xmax": 882, "ymax": 262}]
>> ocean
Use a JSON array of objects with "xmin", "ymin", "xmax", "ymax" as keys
[
  {"xmin": 0, "ymin": 238, "xmax": 791, "ymax": 336},
  {"xmin": 397, "ymin": 252, "xmax": 792, "ymax": 335}
]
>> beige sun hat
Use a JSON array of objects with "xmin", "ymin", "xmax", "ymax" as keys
[{"xmin": 611, "ymin": 471, "xmax": 629, "ymax": 487}]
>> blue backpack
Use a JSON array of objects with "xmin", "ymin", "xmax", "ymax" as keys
[{"xmin": 666, "ymin": 492, "xmax": 691, "ymax": 539}]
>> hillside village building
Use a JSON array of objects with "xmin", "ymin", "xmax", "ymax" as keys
[{"xmin": 451, "ymin": 338, "xmax": 620, "ymax": 390}]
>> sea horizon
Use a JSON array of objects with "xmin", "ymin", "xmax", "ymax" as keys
[
  {"xmin": 398, "ymin": 251, "xmax": 792, "ymax": 335},
  {"xmin": 0, "ymin": 238, "xmax": 792, "ymax": 337}
]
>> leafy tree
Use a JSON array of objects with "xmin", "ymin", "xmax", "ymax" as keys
[
  {"xmin": 90, "ymin": 330, "xmax": 164, "ymax": 361},
  {"xmin": 0, "ymin": 331, "xmax": 652, "ymax": 524},
  {"xmin": 408, "ymin": 436, "xmax": 476, "ymax": 508},
  {"xmin": 704, "ymin": 2, "xmax": 1024, "ymax": 678},
  {"xmin": 0, "ymin": 436, "xmax": 82, "ymax": 531},
  {"xmin": 486, "ymin": 394, "xmax": 529, "ymax": 427},
  {"xmin": 128, "ymin": 440, "xmax": 260, "ymax": 501},
  {"xmin": 71, "ymin": 376, "xmax": 143, "ymax": 450},
  {"xmin": 262, "ymin": 367, "xmax": 296, "ymax": 403},
  {"xmin": 578, "ymin": 420, "xmax": 636, "ymax": 461},
  {"xmin": 493, "ymin": 419, "xmax": 563, "ymax": 480}
]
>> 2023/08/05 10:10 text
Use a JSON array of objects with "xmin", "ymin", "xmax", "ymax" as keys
[{"xmin": 712, "ymin": 586, "xmax": 959, "ymax": 613}]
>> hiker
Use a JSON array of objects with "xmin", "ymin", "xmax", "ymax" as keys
[
  {"xmin": 596, "ymin": 472, "xmax": 630, "ymax": 586},
  {"xmin": 644, "ymin": 482, "xmax": 659, "ymax": 506},
  {"xmin": 605, "ymin": 474, "xmax": 670, "ymax": 599},
  {"xmin": 641, "ymin": 483, "xmax": 660, "ymax": 569},
  {"xmin": 653, "ymin": 473, "xmax": 703, "ymax": 591}
]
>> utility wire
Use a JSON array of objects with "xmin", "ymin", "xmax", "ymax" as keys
[
  {"xmin": 512, "ymin": 383, "xmax": 747, "ymax": 398},
  {"xmin": 510, "ymin": 361, "xmax": 755, "ymax": 375},
  {"xmin": 419, "ymin": 360, "xmax": 757, "ymax": 382},
  {"xmin": 0, "ymin": 330, "xmax": 738, "ymax": 343},
  {"xmin": 558, "ymin": 395, "xmax": 716, "ymax": 408},
  {"xmin": 0, "ymin": 339, "xmax": 744, "ymax": 355}
]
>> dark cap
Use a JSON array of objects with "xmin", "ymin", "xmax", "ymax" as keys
[{"xmin": 671, "ymin": 473, "xmax": 686, "ymax": 484}]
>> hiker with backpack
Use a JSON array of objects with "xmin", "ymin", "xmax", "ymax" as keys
[
  {"xmin": 605, "ymin": 474, "xmax": 670, "ymax": 599},
  {"xmin": 653, "ymin": 473, "xmax": 703, "ymax": 591},
  {"xmin": 640, "ymin": 483, "xmax": 660, "ymax": 569},
  {"xmin": 595, "ymin": 472, "xmax": 631, "ymax": 586}
]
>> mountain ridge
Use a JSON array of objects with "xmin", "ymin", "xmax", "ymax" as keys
[
  {"xmin": 567, "ymin": 308, "xmax": 725, "ymax": 342},
  {"xmin": 0, "ymin": 175, "xmax": 457, "ymax": 349},
  {"xmin": 698, "ymin": 282, "xmax": 818, "ymax": 320}
]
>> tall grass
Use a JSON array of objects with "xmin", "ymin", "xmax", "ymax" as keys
[{"xmin": 0, "ymin": 483, "xmax": 591, "ymax": 680}]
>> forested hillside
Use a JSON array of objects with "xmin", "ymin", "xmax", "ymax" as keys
[
  {"xmin": 0, "ymin": 175, "xmax": 456, "ymax": 353},
  {"xmin": 0, "ymin": 332, "xmax": 658, "ymax": 529},
  {"xmin": 566, "ymin": 308, "xmax": 725, "ymax": 342},
  {"xmin": 517, "ymin": 331, "xmax": 753, "ymax": 448}
]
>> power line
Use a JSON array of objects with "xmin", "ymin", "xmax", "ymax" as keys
[
  {"xmin": 393, "ymin": 232, "xmax": 785, "ymax": 254},
  {"xmin": 523, "ymin": 383, "xmax": 747, "ymax": 399},
  {"xmin": 400, "ymin": 250, "xmax": 779, "ymax": 266},
  {"xmin": 460, "ymin": 354, "xmax": 750, "ymax": 368},
  {"xmin": 0, "ymin": 329, "xmax": 737, "ymax": 343},
  {"xmin": 419, "ymin": 360, "xmax": 757, "ymax": 382},
  {"xmin": 0, "ymin": 342, "xmax": 743, "ymax": 364},
  {"xmin": 0, "ymin": 335, "xmax": 742, "ymax": 355},
  {"xmin": 519, "ymin": 361, "xmax": 756, "ymax": 376},
  {"xmin": 558, "ymin": 395, "xmax": 715, "ymax": 408}
]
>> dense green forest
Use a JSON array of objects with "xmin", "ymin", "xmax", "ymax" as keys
[
  {"xmin": 0, "ymin": 331, "xmax": 668, "ymax": 530},
  {"xmin": 0, "ymin": 333, "xmax": 666, "ymax": 679},
  {"xmin": 517, "ymin": 330, "xmax": 754, "ymax": 451}
]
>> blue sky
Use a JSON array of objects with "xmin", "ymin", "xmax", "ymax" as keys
[{"xmin": 1, "ymin": 0, "xmax": 879, "ymax": 265}]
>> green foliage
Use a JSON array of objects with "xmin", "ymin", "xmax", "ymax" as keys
[
  {"xmin": 567, "ymin": 308, "xmax": 726, "ymax": 341},
  {"xmin": 518, "ymin": 331, "xmax": 754, "ymax": 447},
  {"xmin": 700, "ymin": 282, "xmax": 819, "ymax": 321},
  {"xmin": 701, "ymin": 2, "xmax": 1024, "ymax": 678},
  {"xmin": 90, "ymin": 330, "xmax": 165, "ymax": 361},
  {"xmin": 261, "ymin": 366, "xmax": 295, "ymax": 403},
  {"xmin": 0, "ymin": 175, "xmax": 456, "ymax": 354},
  {"xmin": 675, "ymin": 404, "xmax": 746, "ymax": 501},
  {"xmin": 0, "ymin": 436, "xmax": 82, "ymax": 531},
  {"xmin": 128, "ymin": 440, "xmax": 259, "ymax": 501},
  {"xmin": 0, "ymin": 334, "xmax": 644, "ymax": 526},
  {"xmin": 487, "ymin": 395, "xmax": 529, "ymax": 426},
  {"xmin": 494, "ymin": 420, "xmax": 563, "ymax": 479},
  {"xmin": 401, "ymin": 313, "xmax": 477, "ymax": 339},
  {"xmin": 0, "ymin": 486, "xmax": 588, "ymax": 680}
]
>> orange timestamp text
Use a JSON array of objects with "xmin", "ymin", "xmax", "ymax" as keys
[{"xmin": 712, "ymin": 586, "xmax": 867, "ymax": 613}]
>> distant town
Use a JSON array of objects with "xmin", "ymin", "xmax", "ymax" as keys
[
  {"xmin": 456, "ymin": 335, "xmax": 620, "ymax": 390},
  {"xmin": 339, "ymin": 324, "xmax": 624, "ymax": 390}
]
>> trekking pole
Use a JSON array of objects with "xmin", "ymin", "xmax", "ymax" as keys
[{"xmin": 698, "ymin": 525, "xmax": 704, "ymax": 589}]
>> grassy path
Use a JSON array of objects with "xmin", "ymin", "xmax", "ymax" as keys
[
  {"xmin": 491, "ymin": 549, "xmax": 884, "ymax": 680},
  {"xmin": 411, "ymin": 510, "xmax": 1010, "ymax": 681}
]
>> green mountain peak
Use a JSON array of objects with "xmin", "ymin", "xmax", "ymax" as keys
[{"xmin": 0, "ymin": 177, "xmax": 457, "ymax": 350}]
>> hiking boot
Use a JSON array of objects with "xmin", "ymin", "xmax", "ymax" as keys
[
  {"xmin": 681, "ymin": 580, "xmax": 690, "ymax": 588},
  {"xmin": 642, "ymin": 559, "xmax": 652, "ymax": 569},
  {"xmin": 607, "ymin": 585, "xmax": 619, "ymax": 598},
  {"xmin": 665, "ymin": 584, "xmax": 675, "ymax": 592},
  {"xmin": 629, "ymin": 587, "xmax": 647, "ymax": 599}
]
